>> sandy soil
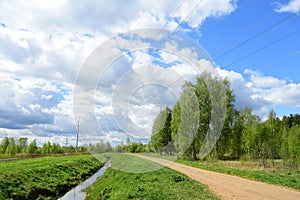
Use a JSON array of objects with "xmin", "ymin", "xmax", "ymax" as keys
[{"xmin": 136, "ymin": 155, "xmax": 300, "ymax": 200}]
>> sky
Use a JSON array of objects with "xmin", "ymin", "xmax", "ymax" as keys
[{"xmin": 0, "ymin": 0, "xmax": 300, "ymax": 146}]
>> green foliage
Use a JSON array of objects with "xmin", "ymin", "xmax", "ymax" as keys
[
  {"xmin": 87, "ymin": 140, "xmax": 113, "ymax": 153},
  {"xmin": 286, "ymin": 114, "xmax": 300, "ymax": 128},
  {"xmin": 154, "ymin": 73, "xmax": 234, "ymax": 160},
  {"xmin": 231, "ymin": 110, "xmax": 243, "ymax": 158},
  {"xmin": 171, "ymin": 174, "xmax": 185, "ymax": 182},
  {"xmin": 0, "ymin": 136, "xmax": 9, "ymax": 154},
  {"xmin": 215, "ymin": 79, "xmax": 235, "ymax": 159},
  {"xmin": 288, "ymin": 125, "xmax": 300, "ymax": 166},
  {"xmin": 194, "ymin": 74, "xmax": 211, "ymax": 158},
  {"xmin": 42, "ymin": 141, "xmax": 52, "ymax": 154},
  {"xmin": 150, "ymin": 107, "xmax": 173, "ymax": 152},
  {"xmin": 175, "ymin": 81, "xmax": 200, "ymax": 160},
  {"xmin": 6, "ymin": 138, "xmax": 16, "ymax": 156},
  {"xmin": 240, "ymin": 107, "xmax": 260, "ymax": 158},
  {"xmin": 16, "ymin": 137, "xmax": 28, "ymax": 154},
  {"xmin": 0, "ymin": 155, "xmax": 103, "ymax": 199},
  {"xmin": 171, "ymin": 101, "xmax": 181, "ymax": 139},
  {"xmin": 148, "ymin": 73, "xmax": 300, "ymax": 166},
  {"xmin": 115, "ymin": 141, "xmax": 147, "ymax": 153},
  {"xmin": 27, "ymin": 139, "xmax": 38, "ymax": 154},
  {"xmin": 280, "ymin": 116, "xmax": 290, "ymax": 160},
  {"xmin": 0, "ymin": 137, "xmax": 90, "ymax": 159}
]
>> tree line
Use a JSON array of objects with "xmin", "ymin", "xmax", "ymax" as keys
[
  {"xmin": 115, "ymin": 137, "xmax": 148, "ymax": 153},
  {"xmin": 149, "ymin": 73, "xmax": 300, "ymax": 167},
  {"xmin": 0, "ymin": 137, "xmax": 115, "ymax": 158},
  {"xmin": 0, "ymin": 137, "xmax": 38, "ymax": 157}
]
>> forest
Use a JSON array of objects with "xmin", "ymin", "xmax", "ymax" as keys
[{"xmin": 146, "ymin": 73, "xmax": 300, "ymax": 166}]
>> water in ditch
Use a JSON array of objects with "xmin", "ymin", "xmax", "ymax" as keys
[{"xmin": 58, "ymin": 159, "xmax": 111, "ymax": 200}]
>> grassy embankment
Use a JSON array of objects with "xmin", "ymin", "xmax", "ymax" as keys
[
  {"xmin": 178, "ymin": 159, "xmax": 300, "ymax": 190},
  {"xmin": 85, "ymin": 153, "xmax": 220, "ymax": 200},
  {"xmin": 0, "ymin": 154, "xmax": 104, "ymax": 200},
  {"xmin": 143, "ymin": 153, "xmax": 300, "ymax": 190}
]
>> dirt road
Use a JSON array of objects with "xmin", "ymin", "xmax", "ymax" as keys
[{"xmin": 136, "ymin": 155, "xmax": 300, "ymax": 200}]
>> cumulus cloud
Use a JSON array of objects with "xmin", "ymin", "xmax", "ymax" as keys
[
  {"xmin": 0, "ymin": 75, "xmax": 60, "ymax": 129},
  {"xmin": 72, "ymin": 28, "xmax": 217, "ymax": 143},
  {"xmin": 217, "ymin": 68, "xmax": 271, "ymax": 118},
  {"xmin": 172, "ymin": 0, "xmax": 237, "ymax": 29},
  {"xmin": 275, "ymin": 0, "xmax": 300, "ymax": 13},
  {"xmin": 0, "ymin": 25, "xmax": 106, "ymax": 84},
  {"xmin": 217, "ymin": 68, "xmax": 300, "ymax": 119},
  {"xmin": 0, "ymin": 0, "xmax": 248, "ymax": 145},
  {"xmin": 245, "ymin": 70, "xmax": 300, "ymax": 107},
  {"xmin": 0, "ymin": 0, "xmax": 237, "ymax": 33}
]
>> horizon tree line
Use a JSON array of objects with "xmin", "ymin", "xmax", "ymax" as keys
[
  {"xmin": 0, "ymin": 136, "xmax": 115, "ymax": 157},
  {"xmin": 149, "ymin": 73, "xmax": 300, "ymax": 167}
]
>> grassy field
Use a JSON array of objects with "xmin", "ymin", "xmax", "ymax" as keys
[
  {"xmin": 143, "ymin": 153, "xmax": 300, "ymax": 190},
  {"xmin": 86, "ymin": 153, "xmax": 220, "ymax": 200},
  {"xmin": 177, "ymin": 159, "xmax": 300, "ymax": 190},
  {"xmin": 0, "ymin": 154, "xmax": 104, "ymax": 200},
  {"xmin": 97, "ymin": 153, "xmax": 163, "ymax": 173}
]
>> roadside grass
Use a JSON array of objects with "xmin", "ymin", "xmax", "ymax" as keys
[
  {"xmin": 0, "ymin": 154, "xmax": 103, "ymax": 200},
  {"xmin": 177, "ymin": 159, "xmax": 300, "ymax": 190},
  {"xmin": 142, "ymin": 153, "xmax": 300, "ymax": 190},
  {"xmin": 86, "ymin": 153, "xmax": 220, "ymax": 200}
]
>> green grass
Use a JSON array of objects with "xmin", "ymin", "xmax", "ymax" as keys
[
  {"xmin": 140, "ymin": 153, "xmax": 177, "ymax": 161},
  {"xmin": 0, "ymin": 154, "xmax": 104, "ymax": 200},
  {"xmin": 98, "ymin": 153, "xmax": 163, "ymax": 173},
  {"xmin": 176, "ymin": 159, "xmax": 300, "ymax": 190},
  {"xmin": 86, "ymin": 153, "xmax": 220, "ymax": 200}
]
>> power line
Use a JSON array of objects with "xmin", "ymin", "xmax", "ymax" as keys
[
  {"xmin": 127, "ymin": 4, "xmax": 300, "ymax": 117},
  {"xmin": 214, "ymin": 13, "xmax": 297, "ymax": 60},
  {"xmin": 134, "ymin": 0, "xmax": 189, "ymax": 65},
  {"xmin": 264, "ymin": 50, "xmax": 300, "ymax": 68},
  {"xmin": 160, "ymin": 0, "xmax": 188, "ymax": 31},
  {"xmin": 202, "ymin": 0, "xmax": 252, "ymax": 40},
  {"xmin": 131, "ymin": 0, "xmax": 224, "ymax": 111},
  {"xmin": 85, "ymin": 0, "xmax": 191, "ymax": 146},
  {"xmin": 134, "ymin": 0, "xmax": 205, "ymax": 72},
  {"xmin": 173, "ymin": 0, "xmax": 205, "ymax": 32},
  {"xmin": 137, "ymin": 2, "xmax": 258, "ymax": 107},
  {"xmin": 212, "ymin": 11, "xmax": 276, "ymax": 57},
  {"xmin": 223, "ymin": 27, "xmax": 300, "ymax": 68}
]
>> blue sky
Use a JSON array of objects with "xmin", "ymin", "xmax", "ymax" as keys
[
  {"xmin": 0, "ymin": 0, "xmax": 300, "ymax": 145},
  {"xmin": 199, "ymin": 0, "xmax": 300, "ymax": 82}
]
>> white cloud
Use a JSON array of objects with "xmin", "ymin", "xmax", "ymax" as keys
[
  {"xmin": 245, "ymin": 70, "xmax": 300, "ymax": 107},
  {"xmin": 244, "ymin": 69, "xmax": 286, "ymax": 88},
  {"xmin": 0, "ymin": 0, "xmax": 300, "ymax": 147},
  {"xmin": 275, "ymin": 0, "xmax": 300, "ymax": 13},
  {"xmin": 173, "ymin": 0, "xmax": 237, "ymax": 29},
  {"xmin": 0, "ymin": 0, "xmax": 240, "ymax": 144},
  {"xmin": 216, "ymin": 68, "xmax": 271, "ymax": 118},
  {"xmin": 215, "ymin": 68, "xmax": 300, "ymax": 119},
  {"xmin": 0, "ymin": 75, "xmax": 61, "ymax": 130},
  {"xmin": 0, "ymin": 0, "xmax": 237, "ymax": 33}
]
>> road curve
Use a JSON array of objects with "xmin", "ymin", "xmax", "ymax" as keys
[{"xmin": 136, "ymin": 155, "xmax": 300, "ymax": 200}]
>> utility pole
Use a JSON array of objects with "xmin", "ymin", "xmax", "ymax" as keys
[
  {"xmin": 271, "ymin": 112, "xmax": 275, "ymax": 167},
  {"xmin": 76, "ymin": 120, "xmax": 79, "ymax": 152}
]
